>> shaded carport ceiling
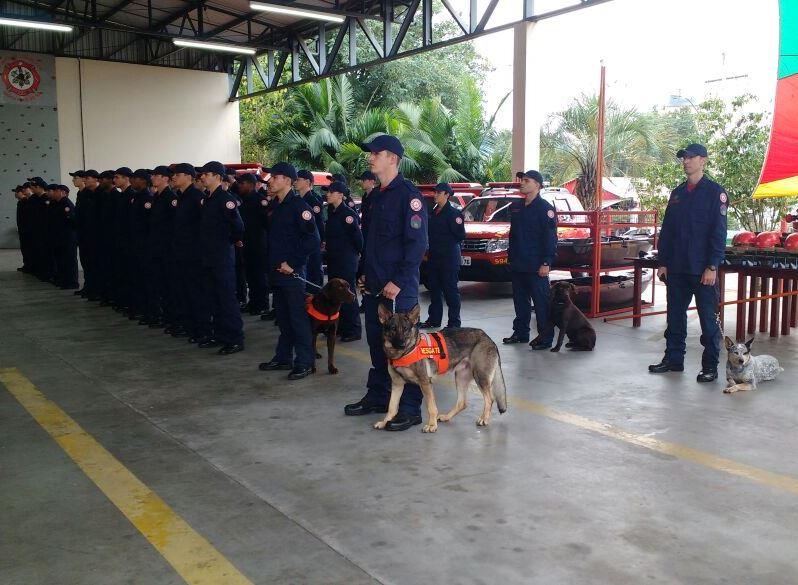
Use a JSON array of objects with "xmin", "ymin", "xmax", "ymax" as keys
[{"xmin": 0, "ymin": 0, "xmax": 614, "ymax": 98}]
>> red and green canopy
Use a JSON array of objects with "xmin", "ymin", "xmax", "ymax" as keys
[{"xmin": 754, "ymin": 0, "xmax": 798, "ymax": 198}]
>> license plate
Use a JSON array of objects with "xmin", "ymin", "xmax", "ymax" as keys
[{"xmin": 461, "ymin": 256, "xmax": 472, "ymax": 266}]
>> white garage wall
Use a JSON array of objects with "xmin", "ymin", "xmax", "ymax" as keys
[{"xmin": 56, "ymin": 58, "xmax": 240, "ymax": 186}]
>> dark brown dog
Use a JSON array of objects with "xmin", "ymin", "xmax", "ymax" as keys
[
  {"xmin": 307, "ymin": 277, "xmax": 355, "ymax": 374},
  {"xmin": 545, "ymin": 281, "xmax": 596, "ymax": 352}
]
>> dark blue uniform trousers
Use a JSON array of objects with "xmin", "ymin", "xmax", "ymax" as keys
[
  {"xmin": 511, "ymin": 270, "xmax": 553, "ymax": 344},
  {"xmin": 234, "ymin": 246, "xmax": 247, "ymax": 304},
  {"xmin": 306, "ymin": 250, "xmax": 323, "ymax": 289},
  {"xmin": 243, "ymin": 246, "xmax": 269, "ymax": 311},
  {"xmin": 362, "ymin": 294, "xmax": 423, "ymax": 416},
  {"xmin": 175, "ymin": 262, "xmax": 210, "ymax": 338},
  {"xmin": 328, "ymin": 270, "xmax": 361, "ymax": 338},
  {"xmin": 204, "ymin": 263, "xmax": 244, "ymax": 345},
  {"xmin": 664, "ymin": 272, "xmax": 721, "ymax": 369},
  {"xmin": 272, "ymin": 283, "xmax": 314, "ymax": 368},
  {"xmin": 427, "ymin": 266, "xmax": 461, "ymax": 327}
]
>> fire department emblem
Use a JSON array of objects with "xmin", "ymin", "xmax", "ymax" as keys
[
  {"xmin": 2, "ymin": 60, "xmax": 41, "ymax": 99},
  {"xmin": 226, "ymin": 200, "xmax": 236, "ymax": 210},
  {"xmin": 345, "ymin": 215, "xmax": 354, "ymax": 224}
]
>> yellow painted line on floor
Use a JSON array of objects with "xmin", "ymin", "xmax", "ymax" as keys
[
  {"xmin": 0, "ymin": 368, "xmax": 253, "ymax": 585},
  {"xmin": 334, "ymin": 346, "xmax": 798, "ymax": 497}
]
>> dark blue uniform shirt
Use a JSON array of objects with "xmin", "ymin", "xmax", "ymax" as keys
[
  {"xmin": 239, "ymin": 190, "xmax": 270, "ymax": 250},
  {"xmin": 360, "ymin": 174, "xmax": 428, "ymax": 297},
  {"xmin": 658, "ymin": 176, "xmax": 728, "ymax": 275},
  {"xmin": 508, "ymin": 195, "xmax": 557, "ymax": 272},
  {"xmin": 172, "ymin": 185, "xmax": 205, "ymax": 263},
  {"xmin": 199, "ymin": 186, "xmax": 244, "ymax": 268},
  {"xmin": 130, "ymin": 188, "xmax": 153, "ymax": 245},
  {"xmin": 267, "ymin": 191, "xmax": 320, "ymax": 286},
  {"xmin": 428, "ymin": 200, "xmax": 466, "ymax": 268},
  {"xmin": 301, "ymin": 190, "xmax": 325, "ymax": 242},
  {"xmin": 325, "ymin": 202, "xmax": 363, "ymax": 276},
  {"xmin": 148, "ymin": 186, "xmax": 177, "ymax": 260}
]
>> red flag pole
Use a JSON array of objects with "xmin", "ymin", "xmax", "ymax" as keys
[{"xmin": 595, "ymin": 61, "xmax": 606, "ymax": 212}]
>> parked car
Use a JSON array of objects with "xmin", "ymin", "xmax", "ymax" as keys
[{"xmin": 421, "ymin": 186, "xmax": 590, "ymax": 284}]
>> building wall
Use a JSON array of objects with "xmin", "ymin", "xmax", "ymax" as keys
[
  {"xmin": 0, "ymin": 51, "xmax": 61, "ymax": 248},
  {"xmin": 55, "ymin": 58, "xmax": 241, "ymax": 189}
]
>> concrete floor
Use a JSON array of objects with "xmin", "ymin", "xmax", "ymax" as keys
[{"xmin": 1, "ymin": 248, "xmax": 797, "ymax": 585}]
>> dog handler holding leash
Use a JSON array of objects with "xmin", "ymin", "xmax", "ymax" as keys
[
  {"xmin": 344, "ymin": 135, "xmax": 430, "ymax": 432},
  {"xmin": 649, "ymin": 143, "xmax": 728, "ymax": 382}
]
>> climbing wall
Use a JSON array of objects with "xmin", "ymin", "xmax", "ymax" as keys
[{"xmin": 0, "ymin": 51, "xmax": 60, "ymax": 249}]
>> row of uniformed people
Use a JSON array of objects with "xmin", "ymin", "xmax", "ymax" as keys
[{"xmin": 14, "ymin": 180, "xmax": 78, "ymax": 289}]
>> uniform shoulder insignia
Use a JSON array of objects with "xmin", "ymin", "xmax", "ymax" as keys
[
  {"xmin": 410, "ymin": 198, "xmax": 423, "ymax": 212},
  {"xmin": 410, "ymin": 214, "xmax": 422, "ymax": 229},
  {"xmin": 547, "ymin": 209, "xmax": 555, "ymax": 219},
  {"xmin": 313, "ymin": 205, "xmax": 321, "ymax": 213},
  {"xmin": 348, "ymin": 200, "xmax": 355, "ymax": 207},
  {"xmin": 720, "ymin": 205, "xmax": 727, "ymax": 216},
  {"xmin": 345, "ymin": 215, "xmax": 354, "ymax": 224},
  {"xmin": 301, "ymin": 209, "xmax": 312, "ymax": 221},
  {"xmin": 64, "ymin": 206, "xmax": 70, "ymax": 213},
  {"xmin": 200, "ymin": 199, "xmax": 204, "ymax": 206},
  {"xmin": 171, "ymin": 199, "xmax": 178, "ymax": 207},
  {"xmin": 144, "ymin": 201, "xmax": 152, "ymax": 209},
  {"xmin": 720, "ymin": 192, "xmax": 728, "ymax": 203},
  {"xmin": 260, "ymin": 199, "xmax": 268, "ymax": 207},
  {"xmin": 225, "ymin": 200, "xmax": 236, "ymax": 210},
  {"xmin": 455, "ymin": 216, "xmax": 463, "ymax": 224}
]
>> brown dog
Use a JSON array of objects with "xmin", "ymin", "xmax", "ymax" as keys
[
  {"xmin": 307, "ymin": 278, "xmax": 355, "ymax": 374},
  {"xmin": 544, "ymin": 281, "xmax": 596, "ymax": 352}
]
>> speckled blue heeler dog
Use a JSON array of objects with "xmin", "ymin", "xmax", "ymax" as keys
[{"xmin": 724, "ymin": 336, "xmax": 783, "ymax": 394}]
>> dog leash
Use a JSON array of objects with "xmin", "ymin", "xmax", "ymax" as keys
[
  {"xmin": 288, "ymin": 272, "xmax": 324, "ymax": 291},
  {"xmin": 362, "ymin": 288, "xmax": 396, "ymax": 313}
]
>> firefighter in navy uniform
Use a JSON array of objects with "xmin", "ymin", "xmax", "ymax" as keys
[
  {"xmin": 48, "ymin": 185, "xmax": 79, "ymax": 289},
  {"xmin": 171, "ymin": 163, "xmax": 210, "ymax": 342},
  {"xmin": 503, "ymin": 170, "xmax": 557, "ymax": 349},
  {"xmin": 258, "ymin": 162, "xmax": 320, "ymax": 380},
  {"xmin": 14, "ymin": 185, "xmax": 32, "ymax": 272},
  {"xmin": 26, "ymin": 177, "xmax": 51, "ymax": 282},
  {"xmin": 112, "ymin": 168, "xmax": 135, "ymax": 313},
  {"xmin": 96, "ymin": 171, "xmax": 118, "ymax": 305},
  {"xmin": 358, "ymin": 170, "xmax": 377, "ymax": 241},
  {"xmin": 129, "ymin": 169, "xmax": 155, "ymax": 323},
  {"xmin": 73, "ymin": 172, "xmax": 94, "ymax": 295},
  {"xmin": 197, "ymin": 161, "xmax": 246, "ymax": 355},
  {"xmin": 148, "ymin": 166, "xmax": 178, "ymax": 328},
  {"xmin": 295, "ymin": 169, "xmax": 325, "ymax": 289},
  {"xmin": 325, "ymin": 181, "xmax": 363, "ymax": 341},
  {"xmin": 649, "ymin": 144, "xmax": 727, "ymax": 383},
  {"xmin": 237, "ymin": 173, "xmax": 271, "ymax": 316},
  {"xmin": 345, "ymin": 135, "xmax": 428, "ymax": 431},
  {"xmin": 223, "ymin": 168, "xmax": 248, "ymax": 309},
  {"xmin": 420, "ymin": 182, "xmax": 466, "ymax": 329}
]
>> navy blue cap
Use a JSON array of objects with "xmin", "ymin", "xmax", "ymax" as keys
[
  {"xmin": 27, "ymin": 176, "xmax": 48, "ymax": 187},
  {"xmin": 197, "ymin": 161, "xmax": 226, "ymax": 176},
  {"xmin": 238, "ymin": 173, "xmax": 257, "ymax": 184},
  {"xmin": 676, "ymin": 143, "xmax": 708, "ymax": 158},
  {"xmin": 46, "ymin": 183, "xmax": 59, "ymax": 190},
  {"xmin": 83, "ymin": 170, "xmax": 100, "ymax": 179},
  {"xmin": 327, "ymin": 181, "xmax": 348, "ymax": 194},
  {"xmin": 58, "ymin": 185, "xmax": 70, "ymax": 193},
  {"xmin": 99, "ymin": 170, "xmax": 115, "ymax": 179},
  {"xmin": 270, "ymin": 162, "xmax": 298, "ymax": 181},
  {"xmin": 69, "ymin": 170, "xmax": 85, "ymax": 178},
  {"xmin": 435, "ymin": 182, "xmax": 454, "ymax": 195},
  {"xmin": 224, "ymin": 167, "xmax": 237, "ymax": 177},
  {"xmin": 132, "ymin": 168, "xmax": 151, "ymax": 180},
  {"xmin": 151, "ymin": 165, "xmax": 174, "ymax": 177},
  {"xmin": 115, "ymin": 167, "xmax": 133, "ymax": 177},
  {"xmin": 359, "ymin": 170, "xmax": 376, "ymax": 181},
  {"xmin": 297, "ymin": 169, "xmax": 314, "ymax": 182},
  {"xmin": 326, "ymin": 173, "xmax": 347, "ymax": 184},
  {"xmin": 360, "ymin": 134, "xmax": 404, "ymax": 158},
  {"xmin": 521, "ymin": 170, "xmax": 544, "ymax": 185},
  {"xmin": 172, "ymin": 163, "xmax": 196, "ymax": 177}
]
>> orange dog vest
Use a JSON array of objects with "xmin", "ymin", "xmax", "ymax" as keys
[
  {"xmin": 305, "ymin": 295, "xmax": 339, "ymax": 321},
  {"xmin": 390, "ymin": 332, "xmax": 449, "ymax": 375}
]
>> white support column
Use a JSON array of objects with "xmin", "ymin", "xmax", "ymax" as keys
[{"xmin": 511, "ymin": 21, "xmax": 540, "ymax": 174}]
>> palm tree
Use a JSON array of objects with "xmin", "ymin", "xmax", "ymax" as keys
[{"xmin": 542, "ymin": 95, "xmax": 659, "ymax": 210}]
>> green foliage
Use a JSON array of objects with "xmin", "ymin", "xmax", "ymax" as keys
[
  {"xmin": 638, "ymin": 95, "xmax": 796, "ymax": 231},
  {"xmin": 541, "ymin": 95, "xmax": 659, "ymax": 210}
]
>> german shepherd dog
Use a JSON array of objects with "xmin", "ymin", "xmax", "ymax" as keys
[
  {"xmin": 545, "ymin": 281, "xmax": 596, "ymax": 352},
  {"xmin": 375, "ymin": 304, "xmax": 507, "ymax": 433},
  {"xmin": 308, "ymin": 278, "xmax": 355, "ymax": 375}
]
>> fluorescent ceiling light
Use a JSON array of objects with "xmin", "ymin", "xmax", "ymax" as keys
[
  {"xmin": 173, "ymin": 39, "xmax": 256, "ymax": 55},
  {"xmin": 250, "ymin": 2, "xmax": 345, "ymax": 23},
  {"xmin": 0, "ymin": 17, "xmax": 73, "ymax": 32}
]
